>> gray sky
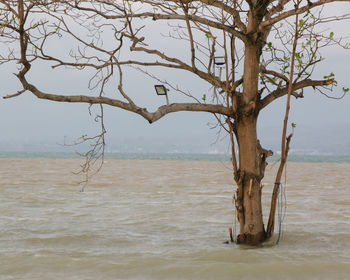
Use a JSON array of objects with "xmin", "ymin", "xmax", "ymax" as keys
[{"xmin": 1, "ymin": 3, "xmax": 349, "ymax": 154}]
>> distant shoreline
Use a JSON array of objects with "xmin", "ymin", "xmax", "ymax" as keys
[{"xmin": 1, "ymin": 151, "xmax": 350, "ymax": 163}]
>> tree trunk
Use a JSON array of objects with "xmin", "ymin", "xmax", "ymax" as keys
[
  {"xmin": 235, "ymin": 116, "xmax": 267, "ymax": 245},
  {"xmin": 233, "ymin": 39, "xmax": 270, "ymax": 245}
]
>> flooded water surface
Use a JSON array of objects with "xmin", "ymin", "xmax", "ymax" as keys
[{"xmin": 1, "ymin": 159, "xmax": 350, "ymax": 279}]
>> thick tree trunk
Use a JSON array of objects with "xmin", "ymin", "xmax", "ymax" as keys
[
  {"xmin": 235, "ymin": 117, "xmax": 267, "ymax": 245},
  {"xmin": 233, "ymin": 37, "xmax": 270, "ymax": 245}
]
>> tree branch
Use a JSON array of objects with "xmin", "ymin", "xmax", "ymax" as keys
[
  {"xmin": 260, "ymin": 0, "xmax": 350, "ymax": 30},
  {"xmin": 259, "ymin": 78, "xmax": 334, "ymax": 109},
  {"xmin": 91, "ymin": 10, "xmax": 247, "ymax": 42},
  {"xmin": 130, "ymin": 45, "xmax": 225, "ymax": 88},
  {"xmin": 73, "ymin": 0, "xmax": 248, "ymax": 34},
  {"xmin": 261, "ymin": 66, "xmax": 289, "ymax": 83},
  {"xmin": 3, "ymin": 89, "xmax": 25, "ymax": 99},
  {"xmin": 14, "ymin": 80, "xmax": 233, "ymax": 123}
]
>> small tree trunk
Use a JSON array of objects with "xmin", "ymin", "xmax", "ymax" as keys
[{"xmin": 266, "ymin": 6, "xmax": 300, "ymax": 239}]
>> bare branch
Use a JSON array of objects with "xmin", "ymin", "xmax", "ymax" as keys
[
  {"xmin": 3, "ymin": 88, "xmax": 25, "ymax": 99},
  {"xmin": 19, "ymin": 80, "xmax": 233, "ymax": 123},
  {"xmin": 104, "ymin": 11, "xmax": 246, "ymax": 42},
  {"xmin": 261, "ymin": 66, "xmax": 289, "ymax": 83},
  {"xmin": 261, "ymin": 0, "xmax": 350, "ymax": 30},
  {"xmin": 260, "ymin": 78, "xmax": 335, "ymax": 109}
]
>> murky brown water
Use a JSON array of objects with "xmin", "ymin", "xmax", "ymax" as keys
[{"xmin": 1, "ymin": 159, "xmax": 350, "ymax": 279}]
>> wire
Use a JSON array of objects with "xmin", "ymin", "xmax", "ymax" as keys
[{"xmin": 276, "ymin": 182, "xmax": 283, "ymax": 245}]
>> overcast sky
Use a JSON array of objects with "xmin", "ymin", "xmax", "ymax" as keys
[{"xmin": 0, "ymin": 3, "xmax": 349, "ymax": 154}]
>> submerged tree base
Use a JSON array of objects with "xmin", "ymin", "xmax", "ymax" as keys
[{"xmin": 237, "ymin": 231, "xmax": 267, "ymax": 246}]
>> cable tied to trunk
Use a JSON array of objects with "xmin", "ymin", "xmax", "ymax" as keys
[{"xmin": 276, "ymin": 182, "xmax": 283, "ymax": 245}]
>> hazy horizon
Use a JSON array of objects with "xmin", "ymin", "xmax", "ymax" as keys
[
  {"xmin": 1, "ymin": 121, "xmax": 349, "ymax": 156},
  {"xmin": 1, "ymin": 3, "xmax": 349, "ymax": 157}
]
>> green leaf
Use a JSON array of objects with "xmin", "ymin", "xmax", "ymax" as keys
[
  {"xmin": 267, "ymin": 42, "xmax": 272, "ymax": 48},
  {"xmin": 202, "ymin": 94, "xmax": 206, "ymax": 101},
  {"xmin": 205, "ymin": 33, "xmax": 212, "ymax": 39},
  {"xmin": 330, "ymin": 32, "xmax": 334, "ymax": 38},
  {"xmin": 342, "ymin": 87, "xmax": 349, "ymax": 93},
  {"xmin": 291, "ymin": 123, "xmax": 296, "ymax": 128},
  {"xmin": 173, "ymin": 6, "xmax": 178, "ymax": 10},
  {"xmin": 323, "ymin": 72, "xmax": 335, "ymax": 79}
]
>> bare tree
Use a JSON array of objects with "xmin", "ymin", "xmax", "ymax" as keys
[{"xmin": 1, "ymin": 0, "xmax": 349, "ymax": 245}]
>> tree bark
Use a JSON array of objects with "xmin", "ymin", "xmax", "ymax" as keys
[
  {"xmin": 233, "ymin": 38, "xmax": 269, "ymax": 245},
  {"xmin": 235, "ymin": 116, "xmax": 270, "ymax": 245}
]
